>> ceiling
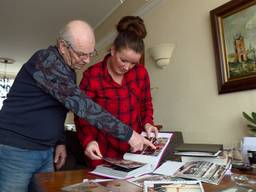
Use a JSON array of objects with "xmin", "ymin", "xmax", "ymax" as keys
[{"xmin": 0, "ymin": 0, "xmax": 123, "ymax": 74}]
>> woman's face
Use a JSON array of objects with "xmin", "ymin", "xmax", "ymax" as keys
[{"xmin": 109, "ymin": 47, "xmax": 142, "ymax": 76}]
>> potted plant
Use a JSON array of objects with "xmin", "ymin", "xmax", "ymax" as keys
[
  {"xmin": 242, "ymin": 112, "xmax": 256, "ymax": 136},
  {"xmin": 242, "ymin": 112, "xmax": 256, "ymax": 165}
]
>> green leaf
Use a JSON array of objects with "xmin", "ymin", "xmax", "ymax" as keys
[
  {"xmin": 247, "ymin": 124, "xmax": 256, "ymax": 129},
  {"xmin": 252, "ymin": 112, "xmax": 256, "ymax": 121},
  {"xmin": 242, "ymin": 112, "xmax": 256, "ymax": 124},
  {"xmin": 249, "ymin": 127, "xmax": 256, "ymax": 135}
]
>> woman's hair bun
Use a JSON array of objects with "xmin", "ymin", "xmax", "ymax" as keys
[{"xmin": 116, "ymin": 16, "xmax": 147, "ymax": 39}]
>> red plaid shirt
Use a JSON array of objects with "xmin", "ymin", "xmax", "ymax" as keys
[{"xmin": 75, "ymin": 54, "xmax": 154, "ymax": 168}]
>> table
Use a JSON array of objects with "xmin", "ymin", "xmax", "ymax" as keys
[{"xmin": 35, "ymin": 167, "xmax": 256, "ymax": 192}]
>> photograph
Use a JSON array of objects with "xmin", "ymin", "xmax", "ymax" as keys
[
  {"xmin": 61, "ymin": 181, "xmax": 110, "ymax": 192},
  {"xmin": 144, "ymin": 181, "xmax": 204, "ymax": 192},
  {"xmin": 141, "ymin": 137, "xmax": 169, "ymax": 156},
  {"xmin": 153, "ymin": 183, "xmax": 203, "ymax": 192},
  {"xmin": 174, "ymin": 161, "xmax": 227, "ymax": 184},
  {"xmin": 103, "ymin": 157, "xmax": 145, "ymax": 170},
  {"xmin": 128, "ymin": 174, "xmax": 184, "ymax": 187}
]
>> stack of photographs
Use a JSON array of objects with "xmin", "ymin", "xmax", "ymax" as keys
[{"xmin": 144, "ymin": 180, "xmax": 204, "ymax": 192}]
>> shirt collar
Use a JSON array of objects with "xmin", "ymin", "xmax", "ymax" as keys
[
  {"xmin": 102, "ymin": 53, "xmax": 112, "ymax": 79},
  {"xmin": 48, "ymin": 45, "xmax": 76, "ymax": 81}
]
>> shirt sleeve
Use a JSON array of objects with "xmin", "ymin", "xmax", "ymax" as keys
[
  {"xmin": 140, "ymin": 68, "xmax": 154, "ymax": 126},
  {"xmin": 74, "ymin": 116, "xmax": 99, "ymax": 148},
  {"xmin": 26, "ymin": 49, "xmax": 133, "ymax": 141},
  {"xmin": 56, "ymin": 130, "xmax": 66, "ymax": 145},
  {"xmin": 74, "ymin": 69, "xmax": 100, "ymax": 148}
]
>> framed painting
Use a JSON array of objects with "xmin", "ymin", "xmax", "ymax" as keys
[{"xmin": 210, "ymin": 0, "xmax": 256, "ymax": 94}]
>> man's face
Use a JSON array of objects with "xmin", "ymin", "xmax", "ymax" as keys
[{"xmin": 61, "ymin": 40, "xmax": 97, "ymax": 70}]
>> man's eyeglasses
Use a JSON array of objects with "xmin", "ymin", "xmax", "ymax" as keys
[{"xmin": 63, "ymin": 40, "xmax": 97, "ymax": 59}]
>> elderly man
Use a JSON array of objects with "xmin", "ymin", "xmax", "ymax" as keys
[{"xmin": 0, "ymin": 20, "xmax": 155, "ymax": 192}]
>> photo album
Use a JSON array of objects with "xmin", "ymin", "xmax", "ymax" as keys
[
  {"xmin": 174, "ymin": 143, "xmax": 222, "ymax": 157},
  {"xmin": 90, "ymin": 132, "xmax": 173, "ymax": 179}
]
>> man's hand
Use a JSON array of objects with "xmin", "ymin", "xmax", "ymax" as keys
[
  {"xmin": 144, "ymin": 123, "xmax": 158, "ymax": 138},
  {"xmin": 128, "ymin": 131, "xmax": 156, "ymax": 152},
  {"xmin": 85, "ymin": 141, "xmax": 103, "ymax": 160},
  {"xmin": 54, "ymin": 144, "xmax": 67, "ymax": 170}
]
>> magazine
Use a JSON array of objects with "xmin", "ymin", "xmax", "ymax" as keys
[
  {"xmin": 144, "ymin": 180, "xmax": 205, "ymax": 192},
  {"xmin": 61, "ymin": 181, "xmax": 110, "ymax": 192},
  {"xmin": 90, "ymin": 132, "xmax": 172, "ymax": 179}
]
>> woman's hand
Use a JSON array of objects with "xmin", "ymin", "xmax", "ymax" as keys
[
  {"xmin": 144, "ymin": 123, "xmax": 158, "ymax": 138},
  {"xmin": 128, "ymin": 130, "xmax": 156, "ymax": 152},
  {"xmin": 85, "ymin": 141, "xmax": 103, "ymax": 160}
]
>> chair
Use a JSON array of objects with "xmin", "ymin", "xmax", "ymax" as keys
[{"xmin": 58, "ymin": 130, "xmax": 87, "ymax": 171}]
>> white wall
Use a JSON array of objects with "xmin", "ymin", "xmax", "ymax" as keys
[{"xmin": 142, "ymin": 0, "xmax": 256, "ymax": 147}]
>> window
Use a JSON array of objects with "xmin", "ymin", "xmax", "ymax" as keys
[{"xmin": 0, "ymin": 77, "xmax": 14, "ymax": 109}]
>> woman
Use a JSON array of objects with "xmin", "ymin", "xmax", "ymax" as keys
[{"xmin": 75, "ymin": 16, "xmax": 158, "ymax": 168}]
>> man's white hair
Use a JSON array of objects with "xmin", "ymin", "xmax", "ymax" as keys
[{"xmin": 57, "ymin": 20, "xmax": 94, "ymax": 51}]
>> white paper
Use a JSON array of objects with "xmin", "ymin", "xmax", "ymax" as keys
[
  {"xmin": 82, "ymin": 178, "xmax": 113, "ymax": 183},
  {"xmin": 153, "ymin": 161, "xmax": 184, "ymax": 176},
  {"xmin": 241, "ymin": 137, "xmax": 256, "ymax": 164}
]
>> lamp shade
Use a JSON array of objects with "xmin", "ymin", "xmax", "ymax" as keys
[{"xmin": 148, "ymin": 43, "xmax": 175, "ymax": 68}]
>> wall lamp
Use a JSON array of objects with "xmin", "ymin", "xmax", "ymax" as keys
[{"xmin": 148, "ymin": 43, "xmax": 175, "ymax": 69}]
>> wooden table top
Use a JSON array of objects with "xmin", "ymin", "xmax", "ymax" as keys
[{"xmin": 35, "ymin": 168, "xmax": 256, "ymax": 192}]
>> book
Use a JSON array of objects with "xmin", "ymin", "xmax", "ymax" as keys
[
  {"xmin": 174, "ymin": 151, "xmax": 221, "ymax": 157},
  {"xmin": 61, "ymin": 181, "xmax": 110, "ymax": 192},
  {"xmin": 91, "ymin": 159, "xmax": 152, "ymax": 179},
  {"xmin": 144, "ymin": 180, "xmax": 205, "ymax": 192},
  {"xmin": 90, "ymin": 132, "xmax": 172, "ymax": 179},
  {"xmin": 174, "ymin": 143, "xmax": 223, "ymax": 157},
  {"xmin": 181, "ymin": 154, "xmax": 230, "ymax": 165}
]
